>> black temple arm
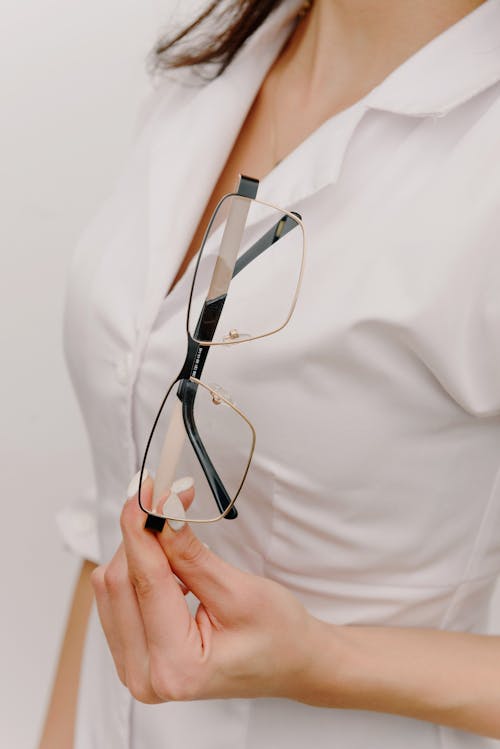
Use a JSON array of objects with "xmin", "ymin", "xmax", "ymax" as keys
[
  {"xmin": 180, "ymin": 379, "xmax": 237, "ymax": 519},
  {"xmin": 232, "ymin": 212, "xmax": 301, "ymax": 278}
]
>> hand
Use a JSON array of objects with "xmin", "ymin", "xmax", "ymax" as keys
[{"xmin": 91, "ymin": 475, "xmax": 320, "ymax": 704}]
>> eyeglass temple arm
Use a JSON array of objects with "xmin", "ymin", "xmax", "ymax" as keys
[
  {"xmin": 232, "ymin": 211, "xmax": 301, "ymax": 278},
  {"xmin": 177, "ymin": 328, "xmax": 237, "ymax": 519},
  {"xmin": 180, "ymin": 378, "xmax": 237, "ymax": 518},
  {"xmin": 177, "ymin": 189, "xmax": 301, "ymax": 519}
]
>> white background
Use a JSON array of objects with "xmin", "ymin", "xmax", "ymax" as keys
[
  {"xmin": 1, "ymin": 2, "xmax": 499, "ymax": 748},
  {"xmin": 0, "ymin": 2, "xmax": 176, "ymax": 747}
]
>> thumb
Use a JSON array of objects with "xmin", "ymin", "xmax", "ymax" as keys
[
  {"xmin": 152, "ymin": 475, "xmax": 196, "ymax": 518},
  {"xmin": 127, "ymin": 469, "xmax": 197, "ymax": 515},
  {"xmin": 156, "ymin": 480, "xmax": 245, "ymax": 622}
]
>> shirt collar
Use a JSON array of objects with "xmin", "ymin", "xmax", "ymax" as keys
[
  {"xmin": 360, "ymin": 0, "xmax": 500, "ymax": 117},
  {"xmin": 256, "ymin": 0, "xmax": 500, "ymax": 119}
]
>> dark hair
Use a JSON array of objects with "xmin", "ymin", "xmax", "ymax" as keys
[{"xmin": 153, "ymin": 1, "xmax": 287, "ymax": 79}]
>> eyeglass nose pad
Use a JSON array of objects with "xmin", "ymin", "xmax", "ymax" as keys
[
  {"xmin": 208, "ymin": 383, "xmax": 234, "ymax": 405},
  {"xmin": 222, "ymin": 328, "xmax": 251, "ymax": 344}
]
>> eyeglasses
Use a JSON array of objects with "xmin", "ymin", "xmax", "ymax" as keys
[{"xmin": 137, "ymin": 174, "xmax": 306, "ymax": 532}]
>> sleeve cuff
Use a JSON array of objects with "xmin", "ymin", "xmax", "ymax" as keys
[{"xmin": 55, "ymin": 486, "xmax": 101, "ymax": 565}]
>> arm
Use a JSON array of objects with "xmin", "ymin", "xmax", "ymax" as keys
[
  {"xmin": 303, "ymin": 620, "xmax": 500, "ymax": 739},
  {"xmin": 38, "ymin": 559, "xmax": 96, "ymax": 749},
  {"xmin": 92, "ymin": 477, "xmax": 500, "ymax": 739}
]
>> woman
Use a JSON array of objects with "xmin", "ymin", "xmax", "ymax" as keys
[{"xmin": 39, "ymin": 0, "xmax": 500, "ymax": 747}]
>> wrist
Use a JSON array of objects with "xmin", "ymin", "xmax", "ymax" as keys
[
  {"xmin": 289, "ymin": 615, "xmax": 375, "ymax": 709},
  {"xmin": 279, "ymin": 613, "xmax": 348, "ymax": 705},
  {"xmin": 275, "ymin": 613, "xmax": 500, "ymax": 738}
]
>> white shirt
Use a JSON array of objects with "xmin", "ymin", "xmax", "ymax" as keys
[{"xmin": 58, "ymin": 0, "xmax": 500, "ymax": 746}]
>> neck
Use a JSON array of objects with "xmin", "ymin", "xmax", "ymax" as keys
[{"xmin": 275, "ymin": 0, "xmax": 485, "ymax": 111}]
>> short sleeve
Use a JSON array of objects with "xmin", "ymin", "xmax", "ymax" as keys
[{"xmin": 55, "ymin": 486, "xmax": 100, "ymax": 565}]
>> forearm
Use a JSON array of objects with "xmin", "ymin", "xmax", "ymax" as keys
[
  {"xmin": 300, "ymin": 619, "xmax": 500, "ymax": 738},
  {"xmin": 38, "ymin": 559, "xmax": 97, "ymax": 749}
]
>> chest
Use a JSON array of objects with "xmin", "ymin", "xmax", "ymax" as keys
[
  {"xmin": 167, "ymin": 88, "xmax": 275, "ymax": 293},
  {"xmin": 168, "ymin": 69, "xmax": 345, "ymax": 294},
  {"xmin": 66, "ymin": 91, "xmax": 500, "ymax": 423}
]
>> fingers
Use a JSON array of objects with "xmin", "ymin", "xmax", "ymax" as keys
[
  {"xmin": 91, "ymin": 563, "xmax": 127, "ymax": 683},
  {"xmin": 138, "ymin": 474, "xmax": 194, "ymax": 597},
  {"xmin": 92, "ymin": 471, "xmax": 196, "ymax": 704},
  {"xmin": 120, "ymin": 497, "xmax": 197, "ymax": 659},
  {"xmin": 153, "ymin": 492, "xmax": 247, "ymax": 626},
  {"xmin": 175, "ymin": 480, "xmax": 195, "ymax": 511},
  {"xmin": 172, "ymin": 484, "xmax": 194, "ymax": 510},
  {"xmin": 130, "ymin": 474, "xmax": 247, "ymax": 624},
  {"xmin": 92, "ymin": 546, "xmax": 160, "ymax": 704},
  {"xmin": 152, "ymin": 477, "xmax": 195, "ymax": 517}
]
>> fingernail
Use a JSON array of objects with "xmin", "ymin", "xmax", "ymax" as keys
[
  {"xmin": 127, "ymin": 468, "xmax": 149, "ymax": 498},
  {"xmin": 171, "ymin": 476, "xmax": 194, "ymax": 494},
  {"xmin": 162, "ymin": 492, "xmax": 186, "ymax": 531}
]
